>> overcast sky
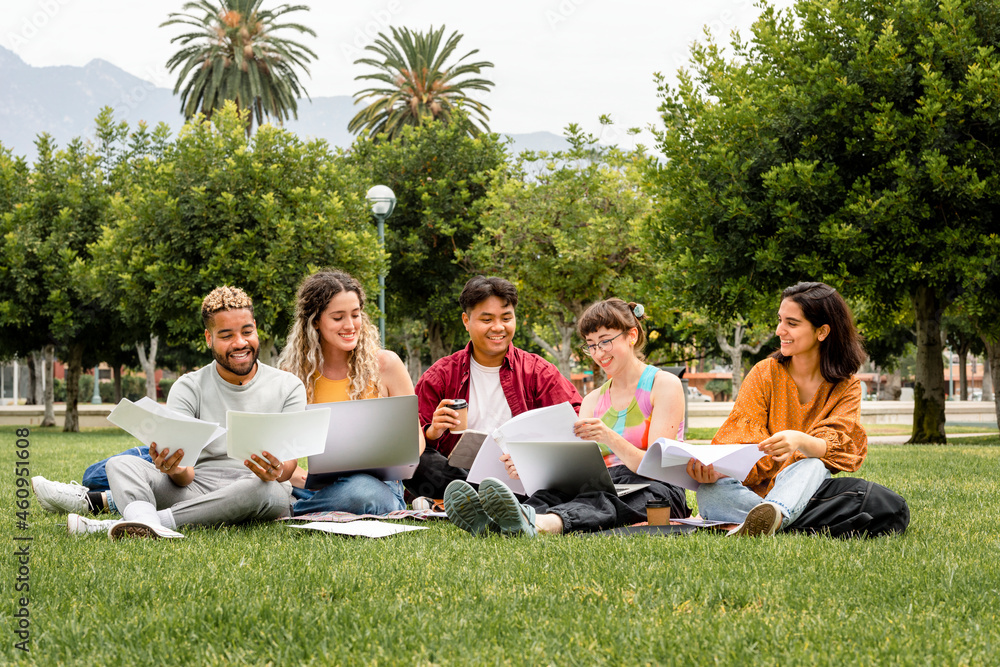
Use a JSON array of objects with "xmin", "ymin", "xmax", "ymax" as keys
[{"xmin": 2, "ymin": 0, "xmax": 797, "ymax": 146}]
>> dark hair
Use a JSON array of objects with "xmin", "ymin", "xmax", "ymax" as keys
[
  {"xmin": 459, "ymin": 276, "xmax": 518, "ymax": 312},
  {"xmin": 771, "ymin": 282, "xmax": 866, "ymax": 383},
  {"xmin": 578, "ymin": 298, "xmax": 648, "ymax": 359}
]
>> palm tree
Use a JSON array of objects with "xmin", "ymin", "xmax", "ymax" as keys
[
  {"xmin": 349, "ymin": 25, "xmax": 494, "ymax": 140},
  {"xmin": 161, "ymin": 0, "xmax": 316, "ymax": 136}
]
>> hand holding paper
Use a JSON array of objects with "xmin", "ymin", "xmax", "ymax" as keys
[
  {"xmin": 226, "ymin": 409, "xmax": 331, "ymax": 463},
  {"xmin": 107, "ymin": 397, "xmax": 223, "ymax": 468},
  {"xmin": 636, "ymin": 439, "xmax": 767, "ymax": 491}
]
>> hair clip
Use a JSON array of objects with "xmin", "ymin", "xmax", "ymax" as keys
[{"xmin": 632, "ymin": 303, "xmax": 645, "ymax": 318}]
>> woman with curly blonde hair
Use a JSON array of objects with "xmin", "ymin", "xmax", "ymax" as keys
[{"xmin": 278, "ymin": 269, "xmax": 424, "ymax": 515}]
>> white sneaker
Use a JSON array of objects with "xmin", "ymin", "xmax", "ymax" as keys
[
  {"xmin": 727, "ymin": 502, "xmax": 784, "ymax": 537},
  {"xmin": 109, "ymin": 521, "xmax": 184, "ymax": 540},
  {"xmin": 32, "ymin": 476, "xmax": 89, "ymax": 514},
  {"xmin": 411, "ymin": 496, "xmax": 435, "ymax": 510},
  {"xmin": 67, "ymin": 513, "xmax": 119, "ymax": 536}
]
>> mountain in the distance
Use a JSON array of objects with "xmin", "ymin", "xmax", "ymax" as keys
[{"xmin": 0, "ymin": 46, "xmax": 566, "ymax": 161}]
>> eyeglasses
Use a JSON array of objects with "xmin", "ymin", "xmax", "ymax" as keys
[{"xmin": 580, "ymin": 332, "xmax": 625, "ymax": 356}]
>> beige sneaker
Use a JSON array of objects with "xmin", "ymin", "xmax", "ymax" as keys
[{"xmin": 727, "ymin": 502, "xmax": 784, "ymax": 537}]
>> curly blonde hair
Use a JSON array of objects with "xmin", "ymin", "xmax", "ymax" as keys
[
  {"xmin": 278, "ymin": 270, "xmax": 382, "ymax": 403},
  {"xmin": 201, "ymin": 286, "xmax": 254, "ymax": 328}
]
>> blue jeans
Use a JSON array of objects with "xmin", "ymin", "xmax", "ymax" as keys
[
  {"xmin": 291, "ymin": 473, "xmax": 405, "ymax": 516},
  {"xmin": 696, "ymin": 458, "xmax": 830, "ymax": 529}
]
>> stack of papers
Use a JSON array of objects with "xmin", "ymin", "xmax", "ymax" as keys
[
  {"xmin": 107, "ymin": 397, "xmax": 224, "ymax": 467},
  {"xmin": 636, "ymin": 439, "xmax": 767, "ymax": 491},
  {"xmin": 467, "ymin": 403, "xmax": 583, "ymax": 495},
  {"xmin": 226, "ymin": 409, "xmax": 331, "ymax": 462}
]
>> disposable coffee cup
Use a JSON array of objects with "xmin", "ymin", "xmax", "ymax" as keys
[
  {"xmin": 646, "ymin": 500, "xmax": 671, "ymax": 526},
  {"xmin": 449, "ymin": 399, "xmax": 468, "ymax": 434}
]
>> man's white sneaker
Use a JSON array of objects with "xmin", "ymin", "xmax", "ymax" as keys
[
  {"xmin": 32, "ymin": 476, "xmax": 89, "ymax": 514},
  {"xmin": 109, "ymin": 521, "xmax": 185, "ymax": 540},
  {"xmin": 67, "ymin": 513, "xmax": 119, "ymax": 536}
]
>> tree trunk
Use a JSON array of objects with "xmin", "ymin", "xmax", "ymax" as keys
[
  {"xmin": 42, "ymin": 345, "xmax": 56, "ymax": 427},
  {"xmin": 63, "ymin": 342, "xmax": 84, "ymax": 433},
  {"xmin": 984, "ymin": 339, "xmax": 1000, "ymax": 428},
  {"xmin": 716, "ymin": 323, "xmax": 766, "ymax": 400},
  {"xmin": 258, "ymin": 339, "xmax": 277, "ymax": 366},
  {"xmin": 26, "ymin": 352, "xmax": 38, "ymax": 405},
  {"xmin": 427, "ymin": 319, "xmax": 447, "ymax": 364},
  {"xmin": 982, "ymin": 353, "xmax": 994, "ymax": 402},
  {"xmin": 136, "ymin": 335, "xmax": 158, "ymax": 400},
  {"xmin": 528, "ymin": 324, "xmax": 574, "ymax": 379},
  {"xmin": 401, "ymin": 327, "xmax": 424, "ymax": 385},
  {"xmin": 113, "ymin": 364, "xmax": 123, "ymax": 404},
  {"xmin": 909, "ymin": 285, "xmax": 946, "ymax": 443}
]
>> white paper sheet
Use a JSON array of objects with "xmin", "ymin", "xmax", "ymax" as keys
[
  {"xmin": 636, "ymin": 439, "xmax": 767, "ymax": 491},
  {"xmin": 226, "ymin": 409, "xmax": 331, "ymax": 462},
  {"xmin": 106, "ymin": 398, "xmax": 223, "ymax": 468},
  {"xmin": 490, "ymin": 402, "xmax": 580, "ymax": 454},
  {"xmin": 466, "ymin": 402, "xmax": 582, "ymax": 494},
  {"xmin": 467, "ymin": 434, "xmax": 526, "ymax": 494},
  {"xmin": 288, "ymin": 521, "xmax": 428, "ymax": 538}
]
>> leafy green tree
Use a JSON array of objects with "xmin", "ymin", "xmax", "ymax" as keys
[
  {"xmin": 348, "ymin": 117, "xmax": 508, "ymax": 361},
  {"xmin": 462, "ymin": 124, "xmax": 654, "ymax": 377},
  {"xmin": 0, "ymin": 135, "xmax": 115, "ymax": 430},
  {"xmin": 92, "ymin": 103, "xmax": 383, "ymax": 358},
  {"xmin": 647, "ymin": 0, "xmax": 1000, "ymax": 443},
  {"xmin": 349, "ymin": 25, "xmax": 494, "ymax": 140},
  {"xmin": 162, "ymin": 0, "xmax": 316, "ymax": 136}
]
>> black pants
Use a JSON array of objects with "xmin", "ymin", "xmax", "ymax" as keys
[
  {"xmin": 404, "ymin": 448, "xmax": 470, "ymax": 499},
  {"xmin": 525, "ymin": 466, "xmax": 690, "ymax": 534}
]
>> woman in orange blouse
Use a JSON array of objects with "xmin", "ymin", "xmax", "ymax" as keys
[{"xmin": 688, "ymin": 282, "xmax": 867, "ymax": 536}]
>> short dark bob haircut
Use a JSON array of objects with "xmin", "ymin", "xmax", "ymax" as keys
[
  {"xmin": 459, "ymin": 276, "xmax": 519, "ymax": 312},
  {"xmin": 771, "ymin": 281, "xmax": 866, "ymax": 383}
]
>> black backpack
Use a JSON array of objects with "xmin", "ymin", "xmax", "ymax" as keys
[{"xmin": 785, "ymin": 477, "xmax": 909, "ymax": 538}]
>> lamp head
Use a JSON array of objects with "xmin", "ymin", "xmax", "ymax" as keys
[{"xmin": 366, "ymin": 185, "xmax": 397, "ymax": 218}]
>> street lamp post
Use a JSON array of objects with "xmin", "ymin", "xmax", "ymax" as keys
[{"xmin": 365, "ymin": 185, "xmax": 397, "ymax": 347}]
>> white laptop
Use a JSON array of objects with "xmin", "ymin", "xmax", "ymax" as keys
[
  {"xmin": 504, "ymin": 440, "xmax": 649, "ymax": 498},
  {"xmin": 304, "ymin": 395, "xmax": 419, "ymax": 487}
]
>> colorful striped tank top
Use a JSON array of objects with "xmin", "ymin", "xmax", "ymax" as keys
[{"xmin": 592, "ymin": 365, "xmax": 684, "ymax": 467}]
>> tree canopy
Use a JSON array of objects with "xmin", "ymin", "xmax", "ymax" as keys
[
  {"xmin": 463, "ymin": 124, "xmax": 655, "ymax": 377},
  {"xmin": 92, "ymin": 103, "xmax": 383, "ymax": 358},
  {"xmin": 648, "ymin": 0, "xmax": 1000, "ymax": 442}
]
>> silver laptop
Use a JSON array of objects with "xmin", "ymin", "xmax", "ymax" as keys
[
  {"xmin": 504, "ymin": 441, "xmax": 648, "ymax": 498},
  {"xmin": 304, "ymin": 395, "xmax": 419, "ymax": 487}
]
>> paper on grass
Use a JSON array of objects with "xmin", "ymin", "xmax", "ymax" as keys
[
  {"xmin": 288, "ymin": 521, "xmax": 428, "ymax": 538},
  {"xmin": 467, "ymin": 402, "xmax": 582, "ymax": 495},
  {"xmin": 636, "ymin": 439, "xmax": 767, "ymax": 491},
  {"xmin": 107, "ymin": 397, "xmax": 223, "ymax": 468},
  {"xmin": 226, "ymin": 409, "xmax": 331, "ymax": 463}
]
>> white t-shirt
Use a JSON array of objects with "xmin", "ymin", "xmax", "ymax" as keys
[{"xmin": 467, "ymin": 357, "xmax": 513, "ymax": 433}]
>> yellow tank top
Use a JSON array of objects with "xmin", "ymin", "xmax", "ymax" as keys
[{"xmin": 312, "ymin": 374, "xmax": 379, "ymax": 403}]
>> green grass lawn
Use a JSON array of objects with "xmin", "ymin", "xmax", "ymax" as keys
[{"xmin": 3, "ymin": 426, "xmax": 999, "ymax": 666}]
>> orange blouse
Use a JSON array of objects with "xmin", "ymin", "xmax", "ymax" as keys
[{"xmin": 712, "ymin": 357, "xmax": 867, "ymax": 497}]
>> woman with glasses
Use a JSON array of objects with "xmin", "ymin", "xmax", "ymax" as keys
[
  {"xmin": 688, "ymin": 282, "xmax": 867, "ymax": 536},
  {"xmin": 444, "ymin": 298, "xmax": 690, "ymax": 537}
]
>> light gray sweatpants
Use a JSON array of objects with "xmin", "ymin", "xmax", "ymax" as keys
[{"xmin": 106, "ymin": 456, "xmax": 293, "ymax": 527}]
